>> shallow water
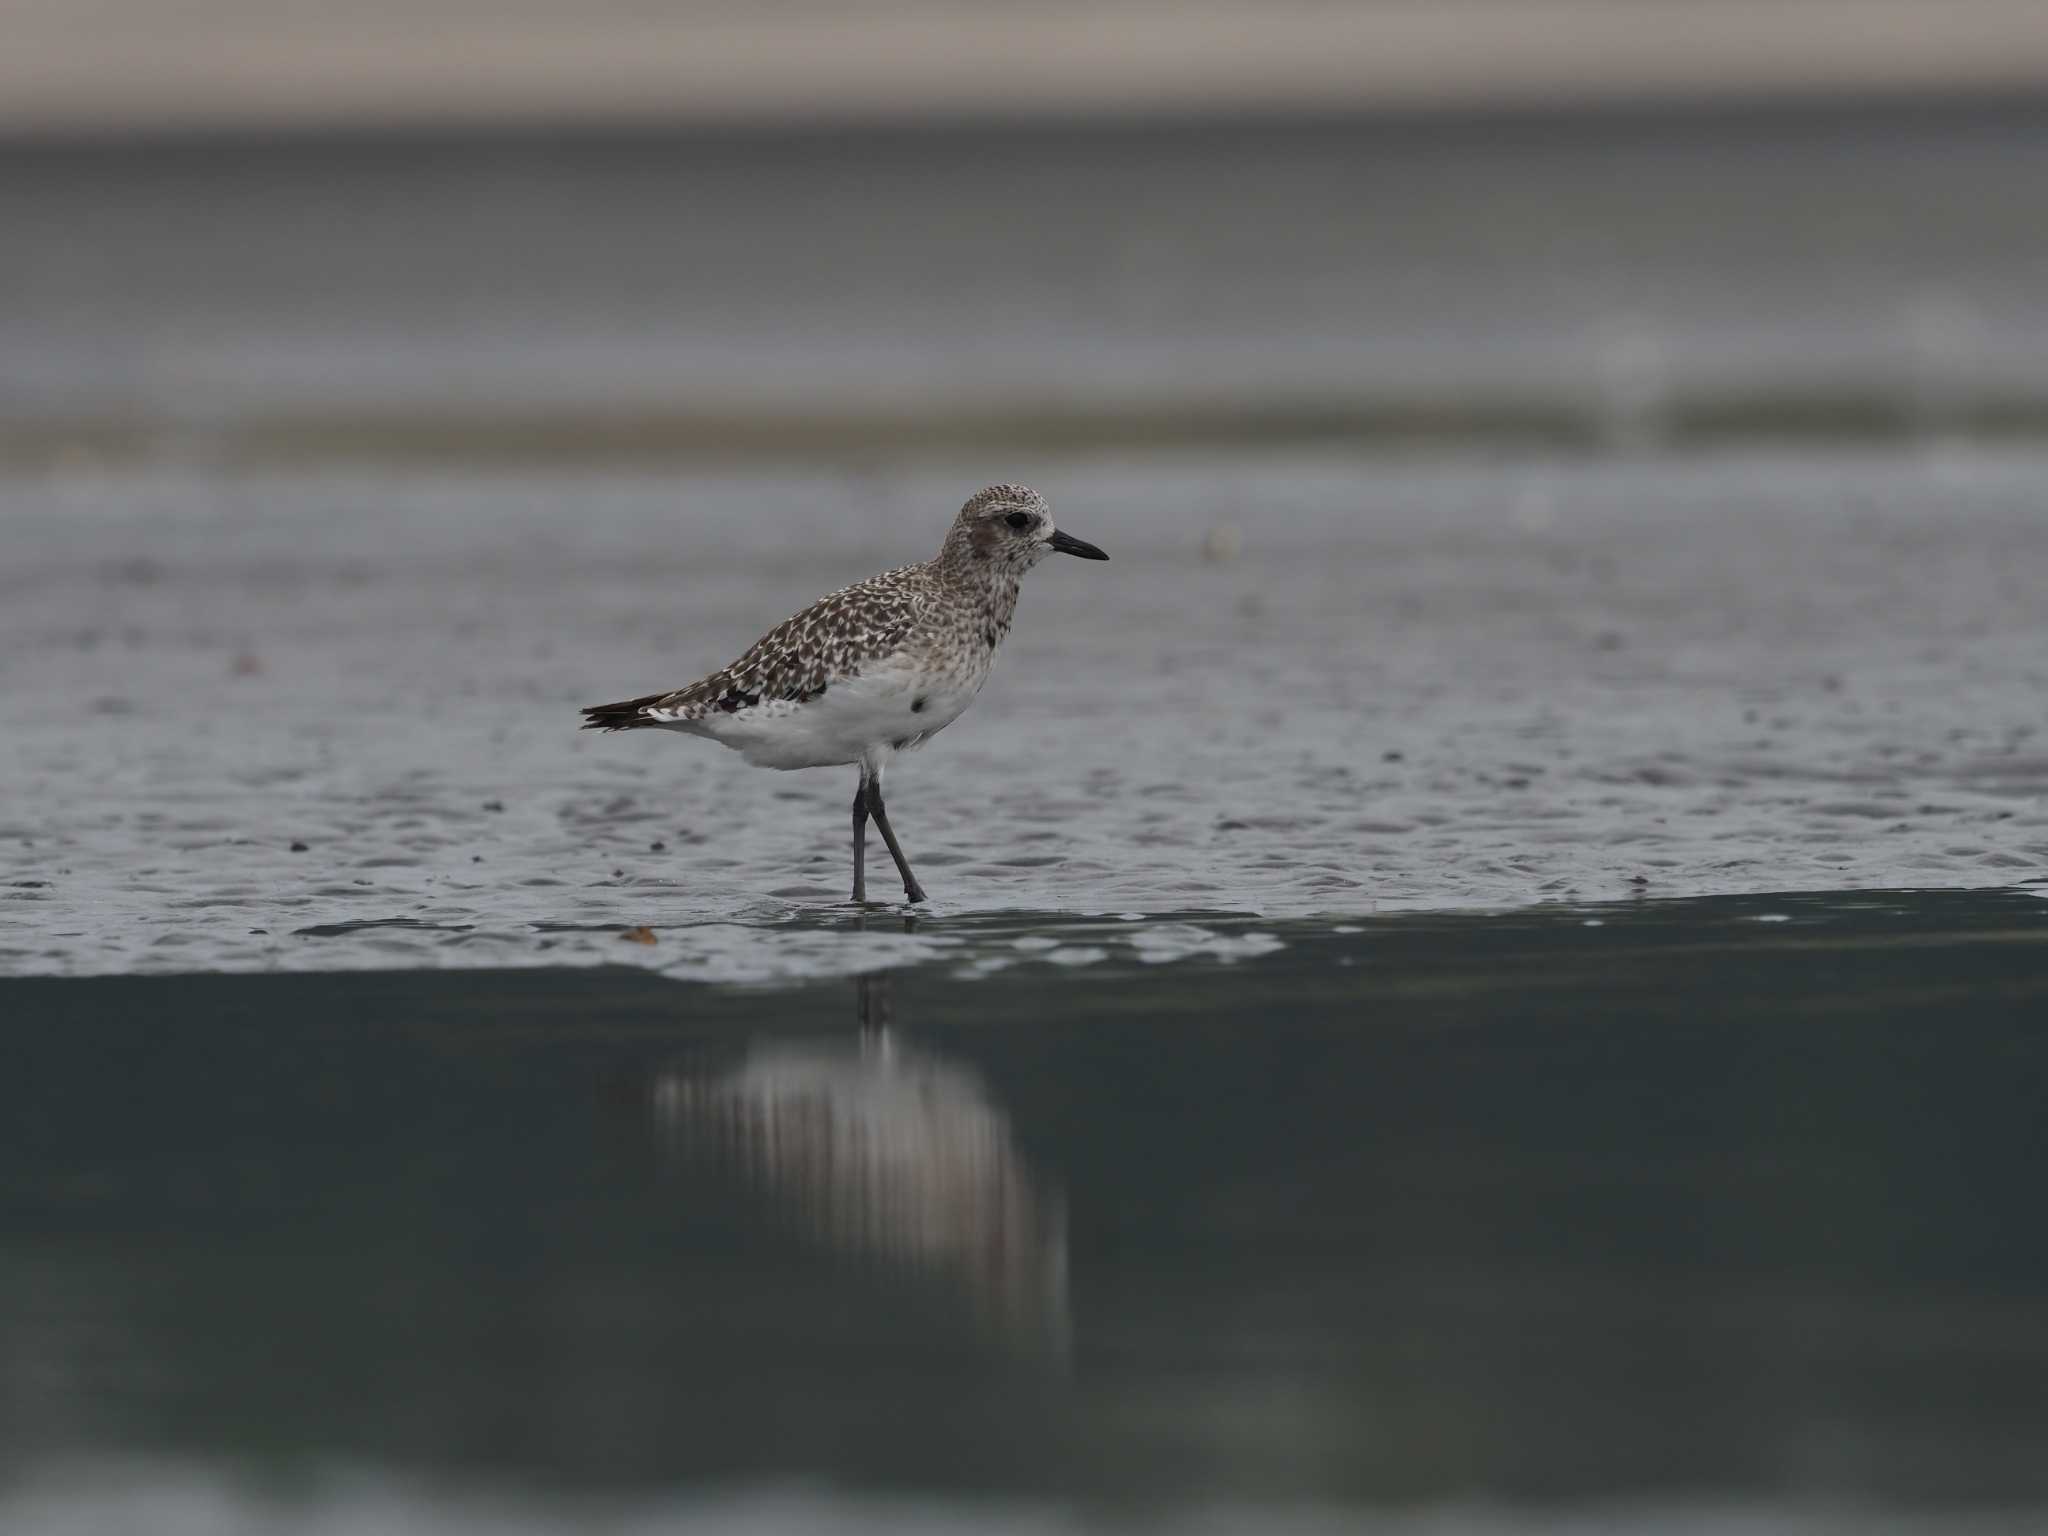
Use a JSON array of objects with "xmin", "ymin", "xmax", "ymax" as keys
[
  {"xmin": 3, "ymin": 888, "xmax": 2046, "ymax": 1531},
  {"xmin": 5, "ymin": 450, "xmax": 2048, "ymax": 977}
]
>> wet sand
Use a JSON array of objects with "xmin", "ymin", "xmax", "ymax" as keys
[{"xmin": 5, "ymin": 450, "xmax": 2047, "ymax": 978}]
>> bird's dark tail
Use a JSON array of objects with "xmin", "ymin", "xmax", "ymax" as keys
[{"xmin": 580, "ymin": 692, "xmax": 668, "ymax": 731}]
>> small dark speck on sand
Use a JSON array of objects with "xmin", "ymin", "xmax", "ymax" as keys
[
  {"xmin": 290, "ymin": 841, "xmax": 309, "ymax": 852},
  {"xmin": 472, "ymin": 855, "xmax": 483, "ymax": 863},
  {"xmin": 650, "ymin": 840, "xmax": 667, "ymax": 852},
  {"xmin": 482, "ymin": 799, "xmax": 505, "ymax": 812},
  {"xmin": 249, "ymin": 928, "xmax": 268, "ymax": 935},
  {"xmin": 1382, "ymin": 750, "xmax": 1404, "ymax": 762},
  {"xmin": 612, "ymin": 868, "xmax": 625, "ymax": 878},
  {"xmin": 1629, "ymin": 873, "xmax": 1651, "ymax": 885}
]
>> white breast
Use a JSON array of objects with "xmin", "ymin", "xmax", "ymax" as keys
[{"xmin": 677, "ymin": 654, "xmax": 988, "ymax": 771}]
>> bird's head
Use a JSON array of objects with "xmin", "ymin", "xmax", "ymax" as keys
[{"xmin": 944, "ymin": 484, "xmax": 1109, "ymax": 573}]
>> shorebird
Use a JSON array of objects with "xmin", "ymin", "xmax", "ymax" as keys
[{"xmin": 581, "ymin": 484, "xmax": 1108, "ymax": 904}]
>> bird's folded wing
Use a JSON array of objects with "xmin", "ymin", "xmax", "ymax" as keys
[{"xmin": 647, "ymin": 571, "xmax": 930, "ymax": 720}]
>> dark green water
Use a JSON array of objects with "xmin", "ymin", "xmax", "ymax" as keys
[{"xmin": 4, "ymin": 888, "xmax": 2047, "ymax": 1524}]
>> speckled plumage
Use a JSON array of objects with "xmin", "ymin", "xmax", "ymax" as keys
[
  {"xmin": 581, "ymin": 484, "xmax": 1108, "ymax": 904},
  {"xmin": 625, "ymin": 562, "xmax": 935, "ymax": 721}
]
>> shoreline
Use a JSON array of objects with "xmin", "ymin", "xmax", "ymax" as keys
[{"xmin": 6, "ymin": 886, "xmax": 2044, "ymax": 986}]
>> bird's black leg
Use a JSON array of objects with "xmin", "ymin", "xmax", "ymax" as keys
[
  {"xmin": 851, "ymin": 774, "xmax": 870, "ymax": 904},
  {"xmin": 862, "ymin": 772, "xmax": 927, "ymax": 904}
]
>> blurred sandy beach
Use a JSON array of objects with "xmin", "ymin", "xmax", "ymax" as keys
[{"xmin": 7, "ymin": 0, "xmax": 2048, "ymax": 132}]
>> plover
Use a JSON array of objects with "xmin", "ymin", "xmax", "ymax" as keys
[{"xmin": 581, "ymin": 484, "xmax": 1108, "ymax": 904}]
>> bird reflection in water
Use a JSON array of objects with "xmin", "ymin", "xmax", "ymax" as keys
[{"xmin": 651, "ymin": 967, "xmax": 1068, "ymax": 1358}]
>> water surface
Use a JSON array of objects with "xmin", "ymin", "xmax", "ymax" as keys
[{"xmin": 2, "ymin": 889, "xmax": 2045, "ymax": 1531}]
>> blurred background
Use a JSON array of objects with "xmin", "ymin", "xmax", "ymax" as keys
[
  {"xmin": 7, "ymin": 4, "xmax": 2048, "ymax": 1534},
  {"xmin": 7, "ymin": 0, "xmax": 2048, "ymax": 460}
]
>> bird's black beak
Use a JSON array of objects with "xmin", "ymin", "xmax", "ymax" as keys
[{"xmin": 1048, "ymin": 529, "xmax": 1109, "ymax": 561}]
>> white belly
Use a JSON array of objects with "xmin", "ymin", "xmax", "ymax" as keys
[{"xmin": 673, "ymin": 658, "xmax": 986, "ymax": 771}]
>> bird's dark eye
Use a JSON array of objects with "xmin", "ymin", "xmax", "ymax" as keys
[{"xmin": 1004, "ymin": 511, "xmax": 1033, "ymax": 530}]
